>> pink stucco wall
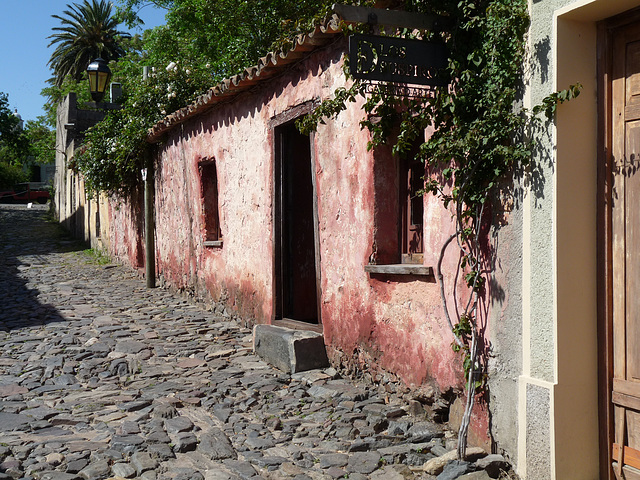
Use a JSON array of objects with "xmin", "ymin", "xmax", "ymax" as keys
[
  {"xmin": 109, "ymin": 188, "xmax": 145, "ymax": 270},
  {"xmin": 313, "ymin": 104, "xmax": 463, "ymax": 388},
  {"xmin": 107, "ymin": 41, "xmax": 468, "ymax": 392}
]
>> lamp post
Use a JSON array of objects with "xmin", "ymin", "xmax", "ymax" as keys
[{"xmin": 86, "ymin": 58, "xmax": 112, "ymax": 103}]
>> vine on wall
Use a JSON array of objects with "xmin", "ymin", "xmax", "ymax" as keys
[{"xmin": 299, "ymin": 0, "xmax": 580, "ymax": 457}]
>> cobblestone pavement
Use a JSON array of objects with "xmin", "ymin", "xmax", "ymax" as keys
[{"xmin": 0, "ymin": 205, "xmax": 510, "ymax": 480}]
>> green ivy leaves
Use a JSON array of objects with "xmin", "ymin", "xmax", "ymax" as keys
[{"xmin": 533, "ymin": 82, "xmax": 582, "ymax": 119}]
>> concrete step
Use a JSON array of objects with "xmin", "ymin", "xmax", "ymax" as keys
[{"xmin": 253, "ymin": 324, "xmax": 329, "ymax": 373}]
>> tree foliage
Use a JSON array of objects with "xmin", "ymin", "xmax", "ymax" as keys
[
  {"xmin": 116, "ymin": 0, "xmax": 337, "ymax": 81},
  {"xmin": 0, "ymin": 93, "xmax": 27, "ymax": 161},
  {"xmin": 48, "ymin": 0, "xmax": 130, "ymax": 87},
  {"xmin": 24, "ymin": 118, "xmax": 57, "ymax": 166},
  {"xmin": 0, "ymin": 93, "xmax": 52, "ymax": 188},
  {"xmin": 74, "ymin": 58, "xmax": 213, "ymax": 196},
  {"xmin": 73, "ymin": 0, "xmax": 346, "ymax": 197}
]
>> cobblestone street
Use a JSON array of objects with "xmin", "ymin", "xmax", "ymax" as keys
[{"xmin": 0, "ymin": 205, "xmax": 508, "ymax": 480}]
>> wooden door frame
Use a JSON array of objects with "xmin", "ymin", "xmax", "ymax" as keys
[
  {"xmin": 270, "ymin": 101, "xmax": 323, "ymax": 326},
  {"xmin": 598, "ymin": 9, "xmax": 640, "ymax": 479},
  {"xmin": 597, "ymin": 16, "xmax": 614, "ymax": 480}
]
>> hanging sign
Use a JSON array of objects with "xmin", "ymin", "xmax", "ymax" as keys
[{"xmin": 349, "ymin": 34, "xmax": 448, "ymax": 86}]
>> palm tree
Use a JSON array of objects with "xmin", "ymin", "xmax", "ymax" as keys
[{"xmin": 48, "ymin": 0, "xmax": 130, "ymax": 87}]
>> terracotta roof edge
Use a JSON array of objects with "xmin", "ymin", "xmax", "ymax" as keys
[{"xmin": 146, "ymin": 14, "xmax": 343, "ymax": 143}]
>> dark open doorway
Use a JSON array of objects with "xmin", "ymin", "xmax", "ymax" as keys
[{"xmin": 274, "ymin": 121, "xmax": 319, "ymax": 324}]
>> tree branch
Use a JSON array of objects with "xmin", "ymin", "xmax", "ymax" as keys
[{"xmin": 436, "ymin": 231, "xmax": 464, "ymax": 349}]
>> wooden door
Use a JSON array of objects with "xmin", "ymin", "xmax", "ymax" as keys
[
  {"xmin": 609, "ymin": 19, "xmax": 640, "ymax": 480},
  {"xmin": 274, "ymin": 122, "xmax": 319, "ymax": 323}
]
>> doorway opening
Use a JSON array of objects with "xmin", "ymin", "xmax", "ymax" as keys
[{"xmin": 274, "ymin": 121, "xmax": 320, "ymax": 325}]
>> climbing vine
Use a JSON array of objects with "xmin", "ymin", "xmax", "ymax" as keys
[{"xmin": 299, "ymin": 0, "xmax": 580, "ymax": 458}]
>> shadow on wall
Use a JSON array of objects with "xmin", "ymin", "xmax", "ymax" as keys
[
  {"xmin": 132, "ymin": 185, "xmax": 146, "ymax": 269},
  {"xmin": 534, "ymin": 36, "xmax": 551, "ymax": 85},
  {"xmin": 65, "ymin": 204, "xmax": 85, "ymax": 241}
]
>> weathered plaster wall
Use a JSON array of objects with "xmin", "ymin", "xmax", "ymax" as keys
[
  {"xmin": 314, "ymin": 103, "xmax": 462, "ymax": 390},
  {"xmin": 485, "ymin": 0, "xmax": 589, "ymax": 476},
  {"xmin": 54, "ymin": 94, "xmax": 112, "ymax": 253},
  {"xmin": 483, "ymin": 0, "xmax": 561, "ymax": 471},
  {"xmin": 55, "ymin": 94, "xmax": 80, "ymax": 234},
  {"xmin": 153, "ymin": 98, "xmax": 275, "ymax": 321},
  {"xmin": 56, "ymin": 39, "xmax": 500, "ymax": 453},
  {"xmin": 139, "ymin": 42, "xmax": 467, "ymax": 395},
  {"xmin": 108, "ymin": 188, "xmax": 145, "ymax": 270},
  {"xmin": 485, "ymin": 187, "xmax": 523, "ymax": 465}
]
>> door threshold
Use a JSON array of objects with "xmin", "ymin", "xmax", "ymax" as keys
[{"xmin": 274, "ymin": 318, "xmax": 323, "ymax": 334}]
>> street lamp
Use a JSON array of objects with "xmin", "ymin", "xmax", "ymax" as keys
[{"xmin": 86, "ymin": 58, "xmax": 112, "ymax": 103}]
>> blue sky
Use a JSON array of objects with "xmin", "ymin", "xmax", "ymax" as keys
[{"xmin": 0, "ymin": 1, "xmax": 167, "ymax": 123}]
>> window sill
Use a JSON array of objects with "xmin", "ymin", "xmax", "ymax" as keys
[
  {"xmin": 203, "ymin": 240, "xmax": 223, "ymax": 248},
  {"xmin": 364, "ymin": 264, "xmax": 433, "ymax": 276}
]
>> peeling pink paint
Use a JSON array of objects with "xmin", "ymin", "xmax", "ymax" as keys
[{"xmin": 104, "ymin": 41, "xmax": 484, "ymax": 418}]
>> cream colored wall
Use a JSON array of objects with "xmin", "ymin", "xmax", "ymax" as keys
[
  {"xmin": 519, "ymin": 1, "xmax": 640, "ymax": 478},
  {"xmin": 553, "ymin": 11, "xmax": 599, "ymax": 479},
  {"xmin": 54, "ymin": 93, "xmax": 111, "ymax": 255}
]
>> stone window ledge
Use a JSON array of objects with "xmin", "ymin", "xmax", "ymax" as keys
[
  {"xmin": 364, "ymin": 264, "xmax": 433, "ymax": 276},
  {"xmin": 203, "ymin": 240, "xmax": 223, "ymax": 248}
]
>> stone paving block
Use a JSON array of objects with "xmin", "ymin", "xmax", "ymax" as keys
[
  {"xmin": 0, "ymin": 413, "xmax": 30, "ymax": 431},
  {"xmin": 173, "ymin": 432, "xmax": 198, "ymax": 452},
  {"xmin": 437, "ymin": 460, "xmax": 473, "ymax": 480},
  {"xmin": 253, "ymin": 325, "xmax": 329, "ymax": 373},
  {"xmin": 115, "ymin": 341, "xmax": 147, "ymax": 354},
  {"xmin": 0, "ymin": 207, "xmax": 517, "ymax": 480},
  {"xmin": 474, "ymin": 453, "xmax": 507, "ymax": 477},
  {"xmin": 166, "ymin": 468, "xmax": 203, "ymax": 480},
  {"xmin": 198, "ymin": 428, "xmax": 236, "ymax": 460},
  {"xmin": 346, "ymin": 451, "xmax": 382, "ymax": 474},
  {"xmin": 0, "ymin": 384, "xmax": 28, "ymax": 397},
  {"xmin": 201, "ymin": 469, "xmax": 240, "ymax": 480},
  {"xmin": 318, "ymin": 453, "xmax": 348, "ymax": 468},
  {"xmin": 165, "ymin": 416, "xmax": 194, "ymax": 433},
  {"xmin": 65, "ymin": 459, "xmax": 89, "ymax": 474},
  {"xmin": 35, "ymin": 473, "xmax": 82, "ymax": 480},
  {"xmin": 370, "ymin": 465, "xmax": 415, "ymax": 479},
  {"xmin": 111, "ymin": 462, "xmax": 136, "ymax": 478},
  {"xmin": 131, "ymin": 451, "xmax": 157, "ymax": 474},
  {"xmin": 148, "ymin": 443, "xmax": 175, "ymax": 461},
  {"xmin": 459, "ymin": 471, "xmax": 492, "ymax": 480},
  {"xmin": 78, "ymin": 460, "xmax": 110, "ymax": 480},
  {"xmin": 221, "ymin": 459, "xmax": 258, "ymax": 478}
]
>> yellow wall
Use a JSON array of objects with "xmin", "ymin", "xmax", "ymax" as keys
[{"xmin": 554, "ymin": 11, "xmax": 599, "ymax": 479}]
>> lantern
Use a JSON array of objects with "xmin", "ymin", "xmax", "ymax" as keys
[{"xmin": 86, "ymin": 58, "xmax": 112, "ymax": 103}]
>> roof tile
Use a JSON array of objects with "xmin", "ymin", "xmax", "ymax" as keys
[{"xmin": 147, "ymin": 14, "xmax": 342, "ymax": 143}]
